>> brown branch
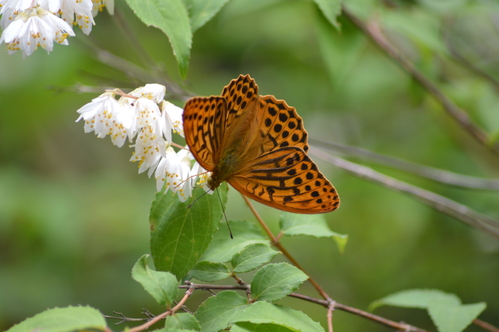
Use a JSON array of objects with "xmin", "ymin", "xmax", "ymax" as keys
[
  {"xmin": 128, "ymin": 284, "xmax": 195, "ymax": 332},
  {"xmin": 310, "ymin": 139, "xmax": 499, "ymax": 190},
  {"xmin": 310, "ymin": 146, "xmax": 499, "ymax": 239},
  {"xmin": 241, "ymin": 195, "xmax": 333, "ymax": 302},
  {"xmin": 474, "ymin": 318, "xmax": 499, "ymax": 332},
  {"xmin": 177, "ymin": 284, "xmax": 427, "ymax": 332},
  {"xmin": 342, "ymin": 6, "xmax": 499, "ymax": 156}
]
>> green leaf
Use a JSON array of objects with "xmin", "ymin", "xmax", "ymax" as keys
[
  {"xmin": 280, "ymin": 212, "xmax": 348, "ymax": 253},
  {"xmin": 369, "ymin": 289, "xmax": 459, "ymax": 311},
  {"xmin": 200, "ymin": 219, "xmax": 269, "ymax": 263},
  {"xmin": 190, "ymin": 261, "xmax": 231, "ymax": 281},
  {"xmin": 195, "ymin": 291, "xmax": 249, "ymax": 332},
  {"xmin": 6, "ymin": 306, "xmax": 106, "ymax": 332},
  {"xmin": 234, "ymin": 322, "xmax": 295, "ymax": 332},
  {"xmin": 370, "ymin": 289, "xmax": 487, "ymax": 332},
  {"xmin": 131, "ymin": 254, "xmax": 179, "ymax": 306},
  {"xmin": 251, "ymin": 263, "xmax": 308, "ymax": 302},
  {"xmin": 231, "ymin": 302, "xmax": 324, "ymax": 332},
  {"xmin": 184, "ymin": 0, "xmax": 231, "ymax": 32},
  {"xmin": 429, "ymin": 298, "xmax": 486, "ymax": 332},
  {"xmin": 232, "ymin": 243, "xmax": 279, "ymax": 273},
  {"xmin": 124, "ymin": 0, "xmax": 192, "ymax": 78},
  {"xmin": 313, "ymin": 0, "xmax": 342, "ymax": 30},
  {"xmin": 165, "ymin": 312, "xmax": 201, "ymax": 330},
  {"xmin": 150, "ymin": 185, "xmax": 227, "ymax": 280}
]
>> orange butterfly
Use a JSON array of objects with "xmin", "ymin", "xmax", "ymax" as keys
[{"xmin": 183, "ymin": 75, "xmax": 339, "ymax": 214}]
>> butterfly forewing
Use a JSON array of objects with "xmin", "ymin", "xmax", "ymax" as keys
[
  {"xmin": 183, "ymin": 97, "xmax": 227, "ymax": 170},
  {"xmin": 229, "ymin": 147, "xmax": 340, "ymax": 213}
]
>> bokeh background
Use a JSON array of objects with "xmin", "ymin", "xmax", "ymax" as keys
[{"xmin": 1, "ymin": 0, "xmax": 499, "ymax": 331}]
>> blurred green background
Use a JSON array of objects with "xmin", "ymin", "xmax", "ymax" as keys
[{"xmin": 1, "ymin": 0, "xmax": 499, "ymax": 331}]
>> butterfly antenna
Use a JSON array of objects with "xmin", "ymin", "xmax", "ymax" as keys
[
  {"xmin": 188, "ymin": 189, "xmax": 210, "ymax": 209},
  {"xmin": 216, "ymin": 189, "xmax": 233, "ymax": 239}
]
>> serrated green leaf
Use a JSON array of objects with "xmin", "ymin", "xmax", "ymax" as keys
[
  {"xmin": 279, "ymin": 212, "xmax": 348, "ymax": 253},
  {"xmin": 190, "ymin": 261, "xmax": 231, "ymax": 281},
  {"xmin": 200, "ymin": 219, "xmax": 269, "ymax": 263},
  {"xmin": 150, "ymin": 185, "xmax": 227, "ymax": 280},
  {"xmin": 231, "ymin": 302, "xmax": 324, "ymax": 332},
  {"xmin": 124, "ymin": 0, "xmax": 192, "ymax": 78},
  {"xmin": 429, "ymin": 299, "xmax": 486, "ymax": 332},
  {"xmin": 251, "ymin": 263, "xmax": 308, "ymax": 302},
  {"xmin": 6, "ymin": 306, "xmax": 106, "ymax": 332},
  {"xmin": 313, "ymin": 0, "xmax": 342, "ymax": 30},
  {"xmin": 232, "ymin": 243, "xmax": 279, "ymax": 273},
  {"xmin": 235, "ymin": 322, "xmax": 295, "ymax": 332},
  {"xmin": 195, "ymin": 291, "xmax": 249, "ymax": 332},
  {"xmin": 370, "ymin": 289, "xmax": 487, "ymax": 332},
  {"xmin": 132, "ymin": 254, "xmax": 179, "ymax": 306},
  {"xmin": 165, "ymin": 312, "xmax": 201, "ymax": 330},
  {"xmin": 369, "ymin": 289, "xmax": 459, "ymax": 311},
  {"xmin": 184, "ymin": 0, "xmax": 231, "ymax": 32}
]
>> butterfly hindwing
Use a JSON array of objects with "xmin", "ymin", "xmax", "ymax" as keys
[
  {"xmin": 229, "ymin": 147, "xmax": 340, "ymax": 213},
  {"xmin": 183, "ymin": 96, "xmax": 227, "ymax": 170}
]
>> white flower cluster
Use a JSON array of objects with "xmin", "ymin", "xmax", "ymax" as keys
[
  {"xmin": 76, "ymin": 84, "xmax": 210, "ymax": 201},
  {"xmin": 0, "ymin": 0, "xmax": 114, "ymax": 57}
]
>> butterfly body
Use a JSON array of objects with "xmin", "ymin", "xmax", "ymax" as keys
[{"xmin": 183, "ymin": 75, "xmax": 340, "ymax": 214}]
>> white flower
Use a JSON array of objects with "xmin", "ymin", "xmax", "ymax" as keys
[
  {"xmin": 0, "ymin": 7, "xmax": 74, "ymax": 57},
  {"xmin": 76, "ymin": 90, "xmax": 131, "ymax": 147},
  {"xmin": 154, "ymin": 147, "xmax": 205, "ymax": 201},
  {"xmin": 92, "ymin": 0, "xmax": 114, "ymax": 17},
  {"xmin": 59, "ymin": 0, "xmax": 94, "ymax": 34},
  {"xmin": 129, "ymin": 83, "xmax": 166, "ymax": 104},
  {"xmin": 161, "ymin": 101, "xmax": 184, "ymax": 138},
  {"xmin": 76, "ymin": 84, "xmax": 204, "ymax": 200},
  {"xmin": 130, "ymin": 125, "xmax": 167, "ymax": 175}
]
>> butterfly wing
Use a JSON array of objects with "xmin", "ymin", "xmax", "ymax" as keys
[
  {"xmin": 229, "ymin": 147, "xmax": 340, "ymax": 213},
  {"xmin": 221, "ymin": 74, "xmax": 259, "ymax": 129},
  {"xmin": 183, "ymin": 96, "xmax": 227, "ymax": 171}
]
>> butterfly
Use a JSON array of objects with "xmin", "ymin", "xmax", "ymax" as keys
[{"xmin": 182, "ymin": 75, "xmax": 339, "ymax": 214}]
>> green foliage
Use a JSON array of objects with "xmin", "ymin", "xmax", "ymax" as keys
[
  {"xmin": 190, "ymin": 261, "xmax": 231, "ymax": 282},
  {"xmin": 183, "ymin": 0, "xmax": 231, "ymax": 32},
  {"xmin": 232, "ymin": 243, "xmax": 280, "ymax": 273},
  {"xmin": 200, "ymin": 220, "xmax": 269, "ymax": 263},
  {"xmin": 279, "ymin": 212, "xmax": 348, "ymax": 253},
  {"xmin": 124, "ymin": 0, "xmax": 192, "ymax": 78},
  {"xmin": 131, "ymin": 254, "xmax": 179, "ymax": 306},
  {"xmin": 150, "ymin": 184, "xmax": 227, "ymax": 279},
  {"xmin": 371, "ymin": 289, "xmax": 487, "ymax": 332},
  {"xmin": 231, "ymin": 302, "xmax": 325, "ymax": 332},
  {"xmin": 195, "ymin": 291, "xmax": 250, "ymax": 332},
  {"xmin": 251, "ymin": 263, "xmax": 308, "ymax": 302},
  {"xmin": 165, "ymin": 312, "xmax": 201, "ymax": 330},
  {"xmin": 6, "ymin": 306, "xmax": 106, "ymax": 332},
  {"xmin": 313, "ymin": 0, "xmax": 342, "ymax": 30}
]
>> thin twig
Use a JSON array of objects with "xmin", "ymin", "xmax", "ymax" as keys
[
  {"xmin": 241, "ymin": 195, "xmax": 332, "ymax": 302},
  {"xmin": 128, "ymin": 284, "xmax": 195, "ymax": 332},
  {"xmin": 327, "ymin": 302, "xmax": 334, "ymax": 332},
  {"xmin": 474, "ymin": 318, "xmax": 499, "ymax": 332},
  {"xmin": 310, "ymin": 146, "xmax": 499, "ymax": 239},
  {"xmin": 342, "ymin": 6, "xmax": 499, "ymax": 155},
  {"xmin": 311, "ymin": 140, "xmax": 499, "ymax": 190}
]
